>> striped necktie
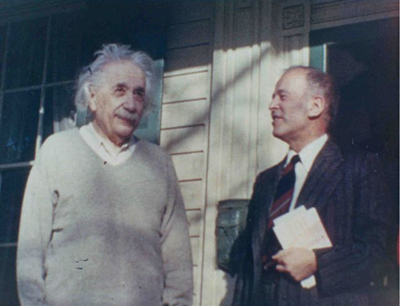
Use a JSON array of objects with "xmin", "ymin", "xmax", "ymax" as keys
[{"xmin": 267, "ymin": 155, "xmax": 300, "ymax": 229}]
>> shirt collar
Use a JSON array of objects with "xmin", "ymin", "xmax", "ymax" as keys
[
  {"xmin": 86, "ymin": 123, "xmax": 135, "ymax": 158},
  {"xmin": 285, "ymin": 134, "xmax": 328, "ymax": 172}
]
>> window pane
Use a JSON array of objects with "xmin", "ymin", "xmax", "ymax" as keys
[
  {"xmin": 48, "ymin": 12, "xmax": 84, "ymax": 83},
  {"xmin": 44, "ymin": 85, "xmax": 76, "ymax": 140},
  {"xmin": 0, "ymin": 90, "xmax": 40, "ymax": 164},
  {"xmin": 0, "ymin": 25, "xmax": 7, "ymax": 85},
  {"xmin": 5, "ymin": 17, "xmax": 47, "ymax": 89},
  {"xmin": 0, "ymin": 246, "xmax": 18, "ymax": 305},
  {"xmin": 0, "ymin": 168, "xmax": 30, "ymax": 244}
]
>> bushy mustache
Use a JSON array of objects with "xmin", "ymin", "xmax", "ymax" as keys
[{"xmin": 115, "ymin": 109, "xmax": 140, "ymax": 124}]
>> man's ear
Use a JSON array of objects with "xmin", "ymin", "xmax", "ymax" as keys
[
  {"xmin": 88, "ymin": 85, "xmax": 97, "ymax": 112},
  {"xmin": 308, "ymin": 96, "xmax": 326, "ymax": 119}
]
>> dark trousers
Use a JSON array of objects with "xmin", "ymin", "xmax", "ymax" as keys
[{"xmin": 256, "ymin": 271, "xmax": 280, "ymax": 306}]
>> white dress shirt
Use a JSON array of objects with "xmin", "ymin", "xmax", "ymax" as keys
[
  {"xmin": 286, "ymin": 134, "xmax": 328, "ymax": 210},
  {"xmin": 79, "ymin": 123, "xmax": 136, "ymax": 166}
]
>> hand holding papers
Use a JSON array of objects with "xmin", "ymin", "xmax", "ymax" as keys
[{"xmin": 272, "ymin": 205, "xmax": 332, "ymax": 289}]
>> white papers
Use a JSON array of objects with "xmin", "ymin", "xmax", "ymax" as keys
[{"xmin": 272, "ymin": 205, "xmax": 332, "ymax": 289}]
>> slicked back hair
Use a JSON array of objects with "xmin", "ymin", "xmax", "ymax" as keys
[
  {"xmin": 74, "ymin": 44, "xmax": 154, "ymax": 115},
  {"xmin": 285, "ymin": 66, "xmax": 338, "ymax": 130}
]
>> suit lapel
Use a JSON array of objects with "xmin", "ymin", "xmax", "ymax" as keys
[
  {"xmin": 252, "ymin": 160, "xmax": 284, "ymax": 262},
  {"xmin": 260, "ymin": 160, "xmax": 285, "ymax": 219},
  {"xmin": 296, "ymin": 140, "xmax": 344, "ymax": 211}
]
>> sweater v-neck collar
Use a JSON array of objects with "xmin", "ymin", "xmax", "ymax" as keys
[{"xmin": 76, "ymin": 129, "xmax": 143, "ymax": 168}]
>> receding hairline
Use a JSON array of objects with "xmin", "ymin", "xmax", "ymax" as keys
[
  {"xmin": 281, "ymin": 66, "xmax": 312, "ymax": 83},
  {"xmin": 282, "ymin": 66, "xmax": 327, "ymax": 96},
  {"xmin": 284, "ymin": 65, "xmax": 320, "ymax": 74},
  {"xmin": 276, "ymin": 68, "xmax": 311, "ymax": 94}
]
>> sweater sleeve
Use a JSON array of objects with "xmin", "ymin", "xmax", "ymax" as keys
[
  {"xmin": 17, "ymin": 142, "xmax": 54, "ymax": 306},
  {"xmin": 315, "ymin": 153, "xmax": 396, "ymax": 296},
  {"xmin": 160, "ymin": 155, "xmax": 194, "ymax": 306}
]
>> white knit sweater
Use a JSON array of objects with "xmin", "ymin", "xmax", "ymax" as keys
[{"xmin": 17, "ymin": 129, "xmax": 193, "ymax": 306}]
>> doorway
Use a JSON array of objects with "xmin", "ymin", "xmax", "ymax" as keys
[{"xmin": 310, "ymin": 17, "xmax": 399, "ymax": 306}]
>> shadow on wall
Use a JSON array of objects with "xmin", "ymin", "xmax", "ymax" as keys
[
  {"xmin": 162, "ymin": 43, "xmax": 275, "ymax": 155},
  {"xmin": 160, "ymin": 30, "xmax": 283, "ymax": 306}
]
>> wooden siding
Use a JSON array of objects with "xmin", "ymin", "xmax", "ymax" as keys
[{"xmin": 161, "ymin": 2, "xmax": 214, "ymax": 305}]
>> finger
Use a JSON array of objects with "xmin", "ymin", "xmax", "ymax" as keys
[
  {"xmin": 275, "ymin": 264, "xmax": 287, "ymax": 272},
  {"xmin": 272, "ymin": 250, "xmax": 286, "ymax": 260},
  {"xmin": 263, "ymin": 259, "xmax": 277, "ymax": 271},
  {"xmin": 272, "ymin": 255, "xmax": 284, "ymax": 264}
]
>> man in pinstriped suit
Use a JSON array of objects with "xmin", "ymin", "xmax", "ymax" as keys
[{"xmin": 231, "ymin": 66, "xmax": 397, "ymax": 306}]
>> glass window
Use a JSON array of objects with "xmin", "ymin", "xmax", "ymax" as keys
[
  {"xmin": 44, "ymin": 85, "xmax": 76, "ymax": 138},
  {"xmin": 0, "ymin": 246, "xmax": 18, "ymax": 305},
  {"xmin": 0, "ymin": 90, "xmax": 41, "ymax": 164},
  {"xmin": 0, "ymin": 25, "xmax": 7, "ymax": 83},
  {"xmin": 0, "ymin": 169, "xmax": 30, "ymax": 244},
  {"xmin": 48, "ymin": 13, "xmax": 84, "ymax": 83},
  {"xmin": 4, "ymin": 18, "xmax": 47, "ymax": 89}
]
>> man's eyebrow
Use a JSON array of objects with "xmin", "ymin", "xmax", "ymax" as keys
[
  {"xmin": 272, "ymin": 89, "xmax": 289, "ymax": 97},
  {"xmin": 276, "ymin": 89, "xmax": 290, "ymax": 95},
  {"xmin": 112, "ymin": 82, "xmax": 129, "ymax": 89},
  {"xmin": 133, "ymin": 85, "xmax": 145, "ymax": 92}
]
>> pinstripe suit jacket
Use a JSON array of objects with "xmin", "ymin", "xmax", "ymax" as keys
[{"xmin": 232, "ymin": 140, "xmax": 396, "ymax": 306}]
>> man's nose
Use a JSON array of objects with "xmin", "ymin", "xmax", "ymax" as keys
[
  {"xmin": 123, "ymin": 94, "xmax": 137, "ymax": 112},
  {"xmin": 269, "ymin": 97, "xmax": 279, "ymax": 110}
]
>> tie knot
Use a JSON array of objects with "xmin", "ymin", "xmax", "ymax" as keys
[
  {"xmin": 289, "ymin": 155, "xmax": 300, "ymax": 165},
  {"xmin": 281, "ymin": 155, "xmax": 300, "ymax": 175}
]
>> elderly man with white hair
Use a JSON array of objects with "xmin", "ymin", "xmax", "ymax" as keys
[{"xmin": 17, "ymin": 44, "xmax": 193, "ymax": 306}]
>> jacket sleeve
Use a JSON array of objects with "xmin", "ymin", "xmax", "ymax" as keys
[
  {"xmin": 315, "ymin": 153, "xmax": 397, "ymax": 296},
  {"xmin": 229, "ymin": 172, "xmax": 264, "ymax": 275},
  {"xmin": 17, "ymin": 143, "xmax": 54, "ymax": 306},
  {"xmin": 160, "ymin": 155, "xmax": 193, "ymax": 306},
  {"xmin": 231, "ymin": 170, "xmax": 272, "ymax": 306}
]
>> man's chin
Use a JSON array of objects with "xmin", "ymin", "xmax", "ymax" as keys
[
  {"xmin": 272, "ymin": 129, "xmax": 286, "ymax": 140},
  {"xmin": 116, "ymin": 125, "xmax": 135, "ymax": 139},
  {"xmin": 272, "ymin": 128, "xmax": 280, "ymax": 137}
]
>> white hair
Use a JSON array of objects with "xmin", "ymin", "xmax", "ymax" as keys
[{"xmin": 74, "ymin": 44, "xmax": 155, "ymax": 114}]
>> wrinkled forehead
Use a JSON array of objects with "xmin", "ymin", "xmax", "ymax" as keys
[{"xmin": 98, "ymin": 60, "xmax": 145, "ymax": 86}]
